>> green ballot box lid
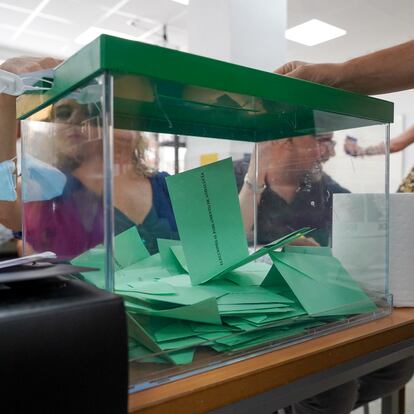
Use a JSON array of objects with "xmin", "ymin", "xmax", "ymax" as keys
[{"xmin": 17, "ymin": 35, "xmax": 393, "ymax": 141}]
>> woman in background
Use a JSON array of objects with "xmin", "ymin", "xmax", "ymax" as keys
[{"xmin": 0, "ymin": 57, "xmax": 177, "ymax": 259}]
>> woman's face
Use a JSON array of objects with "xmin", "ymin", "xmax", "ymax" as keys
[
  {"xmin": 51, "ymin": 99, "xmax": 101, "ymax": 166},
  {"xmin": 49, "ymin": 99, "xmax": 147, "ymax": 174}
]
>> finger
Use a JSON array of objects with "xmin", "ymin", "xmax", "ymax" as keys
[
  {"xmin": 273, "ymin": 63, "xmax": 293, "ymax": 75},
  {"xmin": 0, "ymin": 56, "xmax": 61, "ymax": 75},
  {"xmin": 38, "ymin": 57, "xmax": 62, "ymax": 69},
  {"xmin": 273, "ymin": 60, "xmax": 306, "ymax": 75}
]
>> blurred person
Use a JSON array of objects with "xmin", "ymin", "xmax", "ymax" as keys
[
  {"xmin": 235, "ymin": 133, "xmax": 347, "ymax": 247},
  {"xmin": 275, "ymin": 42, "xmax": 414, "ymax": 414},
  {"xmin": 0, "ymin": 57, "xmax": 177, "ymax": 259},
  {"xmin": 344, "ymin": 123, "xmax": 414, "ymax": 192}
]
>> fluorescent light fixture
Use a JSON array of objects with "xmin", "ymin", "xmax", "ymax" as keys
[
  {"xmin": 285, "ymin": 19, "xmax": 346, "ymax": 46},
  {"xmin": 75, "ymin": 26, "xmax": 141, "ymax": 45},
  {"xmin": 171, "ymin": 0, "xmax": 189, "ymax": 5}
]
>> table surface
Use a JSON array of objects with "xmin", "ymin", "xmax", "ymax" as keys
[{"xmin": 128, "ymin": 308, "xmax": 414, "ymax": 414}]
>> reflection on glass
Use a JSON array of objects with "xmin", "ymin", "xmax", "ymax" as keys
[
  {"xmin": 237, "ymin": 134, "xmax": 345, "ymax": 247},
  {"xmin": 22, "ymin": 82, "xmax": 178, "ymax": 260},
  {"xmin": 20, "ymin": 79, "xmax": 390, "ymax": 391}
]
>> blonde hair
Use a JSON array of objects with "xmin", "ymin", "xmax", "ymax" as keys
[{"xmin": 130, "ymin": 132, "xmax": 153, "ymax": 177}]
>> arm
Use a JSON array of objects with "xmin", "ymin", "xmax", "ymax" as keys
[
  {"xmin": 275, "ymin": 40, "xmax": 414, "ymax": 95},
  {"xmin": 390, "ymin": 123, "xmax": 414, "ymax": 152},
  {"xmin": 0, "ymin": 57, "xmax": 60, "ymax": 230},
  {"xmin": 344, "ymin": 124, "xmax": 414, "ymax": 157}
]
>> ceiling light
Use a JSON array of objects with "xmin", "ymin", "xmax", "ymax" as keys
[
  {"xmin": 75, "ymin": 27, "xmax": 141, "ymax": 45},
  {"xmin": 171, "ymin": 0, "xmax": 189, "ymax": 5},
  {"xmin": 285, "ymin": 19, "xmax": 346, "ymax": 46}
]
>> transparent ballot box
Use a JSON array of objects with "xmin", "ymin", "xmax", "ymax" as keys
[{"xmin": 17, "ymin": 35, "xmax": 393, "ymax": 391}]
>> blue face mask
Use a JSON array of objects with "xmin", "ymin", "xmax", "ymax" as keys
[
  {"xmin": 0, "ymin": 159, "xmax": 17, "ymax": 201},
  {"xmin": 0, "ymin": 223, "xmax": 13, "ymax": 244},
  {"xmin": 0, "ymin": 68, "xmax": 54, "ymax": 96},
  {"xmin": 22, "ymin": 154, "xmax": 67, "ymax": 202}
]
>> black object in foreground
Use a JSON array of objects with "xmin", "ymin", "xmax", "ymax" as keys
[
  {"xmin": 0, "ymin": 276, "xmax": 128, "ymax": 414},
  {"xmin": 0, "ymin": 262, "xmax": 99, "ymax": 284}
]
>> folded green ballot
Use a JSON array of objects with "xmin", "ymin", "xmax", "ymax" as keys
[
  {"xmin": 71, "ymin": 180, "xmax": 379, "ymax": 365},
  {"xmin": 213, "ymin": 227, "xmax": 313, "ymax": 279},
  {"xmin": 216, "ymin": 287, "xmax": 293, "ymax": 305},
  {"xmin": 224, "ymin": 262, "xmax": 273, "ymax": 286},
  {"xmin": 211, "ymin": 227, "xmax": 312, "ymax": 281},
  {"xmin": 270, "ymin": 250, "xmax": 377, "ymax": 316},
  {"xmin": 128, "ymin": 316, "xmax": 199, "ymax": 365},
  {"xmin": 157, "ymin": 238, "xmax": 186, "ymax": 275},
  {"xmin": 166, "ymin": 158, "xmax": 249, "ymax": 285},
  {"xmin": 71, "ymin": 245, "xmax": 106, "ymax": 289},
  {"xmin": 166, "ymin": 158, "xmax": 312, "ymax": 285},
  {"xmin": 72, "ymin": 227, "xmax": 150, "ymax": 288},
  {"xmin": 125, "ymin": 296, "xmax": 222, "ymax": 325},
  {"xmin": 121, "ymin": 284, "xmax": 214, "ymax": 306},
  {"xmin": 114, "ymin": 226, "xmax": 150, "ymax": 267}
]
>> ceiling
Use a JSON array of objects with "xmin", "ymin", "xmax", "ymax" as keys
[
  {"xmin": 0, "ymin": 0, "xmax": 414, "ymax": 65},
  {"xmin": 287, "ymin": 0, "xmax": 414, "ymax": 62},
  {"xmin": 0, "ymin": 0, "xmax": 188, "ymax": 61}
]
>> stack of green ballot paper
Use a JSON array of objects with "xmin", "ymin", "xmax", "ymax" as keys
[{"xmin": 72, "ymin": 159, "xmax": 377, "ymax": 365}]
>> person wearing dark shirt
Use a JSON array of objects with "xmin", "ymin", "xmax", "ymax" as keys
[
  {"xmin": 235, "ymin": 133, "xmax": 414, "ymax": 414},
  {"xmin": 236, "ymin": 133, "xmax": 346, "ymax": 246}
]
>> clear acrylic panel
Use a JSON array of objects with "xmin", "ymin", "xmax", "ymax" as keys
[
  {"xmin": 108, "ymin": 121, "xmax": 390, "ymax": 390},
  {"xmin": 18, "ymin": 59, "xmax": 391, "ymax": 392},
  {"xmin": 21, "ymin": 75, "xmax": 108, "ymax": 289}
]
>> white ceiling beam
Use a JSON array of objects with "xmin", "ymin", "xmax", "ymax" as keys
[
  {"xmin": 96, "ymin": 0, "xmax": 131, "ymax": 24},
  {"xmin": 11, "ymin": 0, "xmax": 52, "ymax": 41},
  {"xmin": 0, "ymin": 2, "xmax": 70, "ymax": 24}
]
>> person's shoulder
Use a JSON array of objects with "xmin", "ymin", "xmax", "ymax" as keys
[
  {"xmin": 321, "ymin": 172, "xmax": 350, "ymax": 193},
  {"xmin": 149, "ymin": 171, "xmax": 170, "ymax": 195},
  {"xmin": 152, "ymin": 171, "xmax": 170, "ymax": 180}
]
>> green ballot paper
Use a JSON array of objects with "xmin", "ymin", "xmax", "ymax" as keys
[
  {"xmin": 166, "ymin": 158, "xmax": 249, "ymax": 285},
  {"xmin": 270, "ymin": 251, "xmax": 377, "ymax": 316},
  {"xmin": 72, "ymin": 227, "xmax": 150, "ymax": 289}
]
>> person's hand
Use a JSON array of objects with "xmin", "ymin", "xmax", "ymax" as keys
[
  {"xmin": 274, "ymin": 61, "xmax": 346, "ymax": 89},
  {"xmin": 344, "ymin": 136, "xmax": 365, "ymax": 157},
  {"xmin": 274, "ymin": 60, "xmax": 308, "ymax": 77},
  {"xmin": 0, "ymin": 56, "xmax": 61, "ymax": 75}
]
